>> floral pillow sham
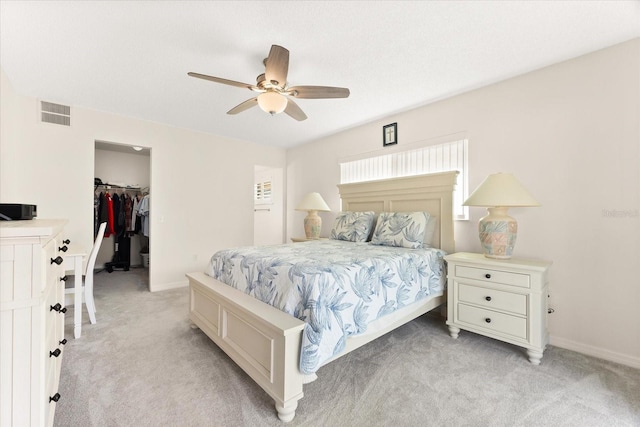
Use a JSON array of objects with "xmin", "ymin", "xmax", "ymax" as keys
[
  {"xmin": 330, "ymin": 211, "xmax": 376, "ymax": 242},
  {"xmin": 370, "ymin": 211, "xmax": 430, "ymax": 249}
]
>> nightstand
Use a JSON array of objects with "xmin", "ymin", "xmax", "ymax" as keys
[
  {"xmin": 290, "ymin": 237, "xmax": 328, "ymax": 243},
  {"xmin": 445, "ymin": 252, "xmax": 552, "ymax": 365}
]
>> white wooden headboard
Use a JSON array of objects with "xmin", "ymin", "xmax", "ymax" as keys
[{"xmin": 337, "ymin": 171, "xmax": 458, "ymax": 254}]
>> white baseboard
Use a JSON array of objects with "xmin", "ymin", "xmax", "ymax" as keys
[
  {"xmin": 150, "ymin": 280, "xmax": 188, "ymax": 292},
  {"xmin": 549, "ymin": 335, "xmax": 640, "ymax": 369}
]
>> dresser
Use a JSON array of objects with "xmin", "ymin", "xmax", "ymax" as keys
[
  {"xmin": 445, "ymin": 252, "xmax": 552, "ymax": 364},
  {"xmin": 1, "ymin": 220, "xmax": 69, "ymax": 426}
]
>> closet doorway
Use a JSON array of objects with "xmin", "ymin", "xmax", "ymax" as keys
[{"xmin": 94, "ymin": 141, "xmax": 151, "ymax": 285}]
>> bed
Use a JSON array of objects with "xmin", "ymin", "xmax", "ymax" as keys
[{"xmin": 186, "ymin": 171, "xmax": 458, "ymax": 422}]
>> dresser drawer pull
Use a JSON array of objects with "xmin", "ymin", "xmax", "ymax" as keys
[
  {"xmin": 49, "ymin": 348, "xmax": 61, "ymax": 358},
  {"xmin": 50, "ymin": 393, "xmax": 61, "ymax": 403},
  {"xmin": 63, "ymin": 239, "xmax": 71, "ymax": 244},
  {"xmin": 60, "ymin": 275, "xmax": 68, "ymax": 282},
  {"xmin": 485, "ymin": 318, "xmax": 492, "ymax": 323},
  {"xmin": 51, "ymin": 256, "xmax": 64, "ymax": 265},
  {"xmin": 485, "ymin": 273, "xmax": 491, "ymax": 279},
  {"xmin": 58, "ymin": 245, "xmax": 69, "ymax": 252},
  {"xmin": 50, "ymin": 303, "xmax": 67, "ymax": 314},
  {"xmin": 59, "ymin": 338, "xmax": 68, "ymax": 345},
  {"xmin": 485, "ymin": 296, "xmax": 492, "ymax": 302}
]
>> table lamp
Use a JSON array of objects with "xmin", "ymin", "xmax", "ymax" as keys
[
  {"xmin": 463, "ymin": 173, "xmax": 540, "ymax": 259},
  {"xmin": 295, "ymin": 192, "xmax": 330, "ymax": 239}
]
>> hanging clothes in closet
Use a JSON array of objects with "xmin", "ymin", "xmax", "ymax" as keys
[{"xmin": 94, "ymin": 183, "xmax": 148, "ymax": 272}]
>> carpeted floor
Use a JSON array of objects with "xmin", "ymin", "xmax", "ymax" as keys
[{"xmin": 55, "ymin": 268, "xmax": 640, "ymax": 426}]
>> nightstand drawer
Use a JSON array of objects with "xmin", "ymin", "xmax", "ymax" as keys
[
  {"xmin": 455, "ymin": 265, "xmax": 530, "ymax": 288},
  {"xmin": 458, "ymin": 304, "xmax": 527, "ymax": 339},
  {"xmin": 458, "ymin": 283, "xmax": 527, "ymax": 315}
]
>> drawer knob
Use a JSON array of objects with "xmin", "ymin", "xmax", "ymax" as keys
[
  {"xmin": 485, "ymin": 296, "xmax": 492, "ymax": 302},
  {"xmin": 60, "ymin": 275, "xmax": 68, "ymax": 282},
  {"xmin": 49, "ymin": 348, "xmax": 61, "ymax": 358},
  {"xmin": 63, "ymin": 239, "xmax": 71, "ymax": 244},
  {"xmin": 58, "ymin": 245, "xmax": 69, "ymax": 252},
  {"xmin": 59, "ymin": 338, "xmax": 68, "ymax": 345},
  {"xmin": 485, "ymin": 273, "xmax": 491, "ymax": 279},
  {"xmin": 49, "ymin": 393, "xmax": 61, "ymax": 403},
  {"xmin": 50, "ymin": 303, "xmax": 67, "ymax": 314},
  {"xmin": 51, "ymin": 256, "xmax": 64, "ymax": 265},
  {"xmin": 485, "ymin": 318, "xmax": 492, "ymax": 324}
]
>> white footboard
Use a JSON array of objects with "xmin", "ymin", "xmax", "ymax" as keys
[
  {"xmin": 186, "ymin": 272, "xmax": 306, "ymax": 422},
  {"xmin": 188, "ymin": 271, "xmax": 447, "ymax": 422}
]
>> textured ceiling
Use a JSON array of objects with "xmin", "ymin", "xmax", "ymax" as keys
[{"xmin": 1, "ymin": 1, "xmax": 638, "ymax": 148}]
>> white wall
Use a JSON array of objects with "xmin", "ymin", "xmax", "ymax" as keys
[
  {"xmin": 286, "ymin": 39, "xmax": 640, "ymax": 367},
  {"xmin": 0, "ymin": 67, "xmax": 286, "ymax": 291}
]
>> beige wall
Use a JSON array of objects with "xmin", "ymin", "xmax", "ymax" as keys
[
  {"xmin": 0, "ymin": 68, "xmax": 286, "ymax": 291},
  {"xmin": 286, "ymin": 39, "xmax": 640, "ymax": 367}
]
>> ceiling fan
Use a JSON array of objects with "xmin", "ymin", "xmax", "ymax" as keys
[{"xmin": 188, "ymin": 45, "xmax": 350, "ymax": 121}]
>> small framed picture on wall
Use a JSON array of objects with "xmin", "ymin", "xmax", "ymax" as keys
[{"xmin": 383, "ymin": 123, "xmax": 397, "ymax": 146}]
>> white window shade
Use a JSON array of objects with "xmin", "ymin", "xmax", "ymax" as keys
[
  {"xmin": 340, "ymin": 139, "xmax": 469, "ymax": 219},
  {"xmin": 255, "ymin": 180, "xmax": 273, "ymax": 205}
]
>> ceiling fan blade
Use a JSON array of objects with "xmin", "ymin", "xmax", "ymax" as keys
[
  {"xmin": 284, "ymin": 98, "xmax": 307, "ymax": 121},
  {"xmin": 288, "ymin": 85, "xmax": 350, "ymax": 99},
  {"xmin": 188, "ymin": 72, "xmax": 258, "ymax": 91},
  {"xmin": 264, "ymin": 45, "xmax": 289, "ymax": 88},
  {"xmin": 227, "ymin": 98, "xmax": 258, "ymax": 115}
]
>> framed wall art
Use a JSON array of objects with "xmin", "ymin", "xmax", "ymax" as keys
[{"xmin": 383, "ymin": 122, "xmax": 397, "ymax": 146}]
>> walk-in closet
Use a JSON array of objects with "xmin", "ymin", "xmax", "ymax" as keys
[{"xmin": 94, "ymin": 141, "xmax": 150, "ymax": 282}]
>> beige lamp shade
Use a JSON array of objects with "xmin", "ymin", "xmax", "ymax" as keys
[
  {"xmin": 464, "ymin": 173, "xmax": 539, "ymax": 259},
  {"xmin": 295, "ymin": 192, "xmax": 331, "ymax": 212},
  {"xmin": 295, "ymin": 192, "xmax": 330, "ymax": 239},
  {"xmin": 463, "ymin": 173, "xmax": 540, "ymax": 207}
]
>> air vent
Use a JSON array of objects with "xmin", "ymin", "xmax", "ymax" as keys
[{"xmin": 41, "ymin": 101, "xmax": 71, "ymax": 126}]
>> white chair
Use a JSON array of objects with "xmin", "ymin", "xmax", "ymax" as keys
[{"xmin": 65, "ymin": 222, "xmax": 106, "ymax": 324}]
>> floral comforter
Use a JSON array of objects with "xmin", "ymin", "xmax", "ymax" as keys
[{"xmin": 205, "ymin": 239, "xmax": 446, "ymax": 374}]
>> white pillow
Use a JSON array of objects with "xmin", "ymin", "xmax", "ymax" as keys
[
  {"xmin": 423, "ymin": 216, "xmax": 438, "ymax": 247},
  {"xmin": 330, "ymin": 211, "xmax": 376, "ymax": 242},
  {"xmin": 370, "ymin": 212, "xmax": 430, "ymax": 249}
]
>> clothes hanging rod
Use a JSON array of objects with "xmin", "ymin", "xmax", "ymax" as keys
[{"xmin": 95, "ymin": 183, "xmax": 143, "ymax": 190}]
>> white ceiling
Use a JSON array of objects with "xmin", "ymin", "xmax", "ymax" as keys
[{"xmin": 1, "ymin": 1, "xmax": 638, "ymax": 149}]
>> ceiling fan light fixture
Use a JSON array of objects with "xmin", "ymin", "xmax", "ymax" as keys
[
  {"xmin": 189, "ymin": 44, "xmax": 349, "ymax": 121},
  {"xmin": 257, "ymin": 91, "xmax": 287, "ymax": 115}
]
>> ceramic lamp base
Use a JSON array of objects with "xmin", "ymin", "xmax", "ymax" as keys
[
  {"xmin": 303, "ymin": 210, "xmax": 322, "ymax": 239},
  {"xmin": 478, "ymin": 207, "xmax": 518, "ymax": 259}
]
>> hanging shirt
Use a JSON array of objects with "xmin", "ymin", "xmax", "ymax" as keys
[
  {"xmin": 138, "ymin": 194, "xmax": 150, "ymax": 237},
  {"xmin": 104, "ymin": 192, "xmax": 115, "ymax": 237},
  {"xmin": 94, "ymin": 193, "xmax": 100, "ymax": 238},
  {"xmin": 99, "ymin": 192, "xmax": 107, "ymax": 224},
  {"xmin": 124, "ymin": 194, "xmax": 133, "ymax": 232},
  {"xmin": 112, "ymin": 193, "xmax": 122, "ymax": 236},
  {"xmin": 131, "ymin": 195, "xmax": 140, "ymax": 232}
]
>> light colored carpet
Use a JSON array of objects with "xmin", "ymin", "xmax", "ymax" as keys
[{"xmin": 56, "ymin": 269, "xmax": 640, "ymax": 426}]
